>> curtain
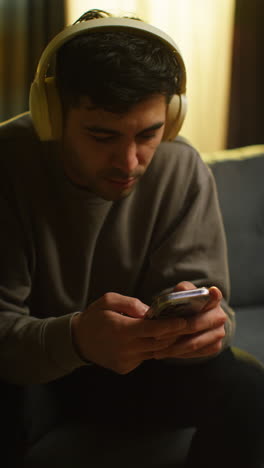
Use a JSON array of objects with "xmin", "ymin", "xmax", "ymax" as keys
[
  {"xmin": 0, "ymin": 0, "xmax": 66, "ymax": 122},
  {"xmin": 66, "ymin": 0, "xmax": 235, "ymax": 152},
  {"xmin": 227, "ymin": 0, "xmax": 263, "ymax": 148}
]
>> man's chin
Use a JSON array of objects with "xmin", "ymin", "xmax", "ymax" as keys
[{"xmin": 98, "ymin": 177, "xmax": 139, "ymax": 201}]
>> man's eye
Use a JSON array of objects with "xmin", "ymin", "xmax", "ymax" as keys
[
  {"xmin": 140, "ymin": 134, "xmax": 155, "ymax": 140},
  {"xmin": 91, "ymin": 135, "xmax": 115, "ymax": 142}
]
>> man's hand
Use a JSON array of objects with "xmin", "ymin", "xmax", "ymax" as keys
[
  {"xmin": 152, "ymin": 281, "xmax": 227, "ymax": 360},
  {"xmin": 71, "ymin": 292, "xmax": 187, "ymax": 374},
  {"xmin": 71, "ymin": 283, "xmax": 226, "ymax": 374}
]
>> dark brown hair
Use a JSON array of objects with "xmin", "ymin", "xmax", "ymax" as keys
[{"xmin": 56, "ymin": 9, "xmax": 180, "ymax": 113}]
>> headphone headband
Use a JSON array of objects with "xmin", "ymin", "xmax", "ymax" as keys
[{"xmin": 35, "ymin": 17, "xmax": 186, "ymax": 93}]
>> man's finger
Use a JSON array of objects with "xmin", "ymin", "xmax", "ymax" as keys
[
  {"xmin": 133, "ymin": 316, "xmax": 187, "ymax": 338},
  {"xmin": 202, "ymin": 286, "xmax": 222, "ymax": 311},
  {"xmin": 173, "ymin": 281, "xmax": 196, "ymax": 292},
  {"xmin": 90, "ymin": 292, "xmax": 149, "ymax": 318}
]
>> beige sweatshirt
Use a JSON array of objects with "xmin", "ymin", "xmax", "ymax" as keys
[{"xmin": 0, "ymin": 114, "xmax": 235, "ymax": 384}]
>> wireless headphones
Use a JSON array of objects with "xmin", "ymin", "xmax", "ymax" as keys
[{"xmin": 29, "ymin": 17, "xmax": 187, "ymax": 141}]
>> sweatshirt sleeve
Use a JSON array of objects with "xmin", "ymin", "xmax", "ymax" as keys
[{"xmin": 0, "ymin": 191, "xmax": 86, "ymax": 384}]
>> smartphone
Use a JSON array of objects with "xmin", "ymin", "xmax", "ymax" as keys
[{"xmin": 146, "ymin": 287, "xmax": 211, "ymax": 319}]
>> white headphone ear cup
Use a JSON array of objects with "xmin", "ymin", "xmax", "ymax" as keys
[
  {"xmin": 29, "ymin": 79, "xmax": 52, "ymax": 140},
  {"xmin": 29, "ymin": 77, "xmax": 62, "ymax": 140},
  {"xmin": 45, "ymin": 77, "xmax": 63, "ymax": 140},
  {"xmin": 163, "ymin": 94, "xmax": 187, "ymax": 141}
]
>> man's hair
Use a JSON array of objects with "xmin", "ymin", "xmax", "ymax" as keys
[{"xmin": 55, "ymin": 9, "xmax": 180, "ymax": 113}]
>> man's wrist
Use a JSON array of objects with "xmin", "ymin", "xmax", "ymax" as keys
[{"xmin": 70, "ymin": 312, "xmax": 92, "ymax": 365}]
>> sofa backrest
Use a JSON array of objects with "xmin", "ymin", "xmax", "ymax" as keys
[{"xmin": 202, "ymin": 145, "xmax": 264, "ymax": 307}]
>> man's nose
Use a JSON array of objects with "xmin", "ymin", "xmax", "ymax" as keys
[{"xmin": 113, "ymin": 141, "xmax": 139, "ymax": 173}]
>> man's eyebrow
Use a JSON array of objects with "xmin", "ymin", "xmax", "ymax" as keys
[
  {"xmin": 138, "ymin": 122, "xmax": 165, "ymax": 134},
  {"xmin": 83, "ymin": 122, "xmax": 165, "ymax": 135}
]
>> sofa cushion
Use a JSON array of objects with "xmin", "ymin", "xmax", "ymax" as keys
[
  {"xmin": 202, "ymin": 145, "xmax": 264, "ymax": 307},
  {"xmin": 232, "ymin": 305, "xmax": 264, "ymax": 364}
]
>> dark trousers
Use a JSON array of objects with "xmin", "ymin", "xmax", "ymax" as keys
[{"xmin": 23, "ymin": 347, "xmax": 264, "ymax": 468}]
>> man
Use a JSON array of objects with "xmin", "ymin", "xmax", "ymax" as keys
[{"xmin": 0, "ymin": 9, "xmax": 263, "ymax": 468}]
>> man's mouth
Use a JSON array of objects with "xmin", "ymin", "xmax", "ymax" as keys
[{"xmin": 104, "ymin": 176, "xmax": 137, "ymax": 188}]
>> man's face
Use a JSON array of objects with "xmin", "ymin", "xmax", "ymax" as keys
[{"xmin": 60, "ymin": 94, "xmax": 167, "ymax": 201}]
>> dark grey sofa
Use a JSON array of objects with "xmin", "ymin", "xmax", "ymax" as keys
[
  {"xmin": 1, "ymin": 144, "xmax": 264, "ymax": 467},
  {"xmin": 204, "ymin": 144, "xmax": 264, "ymax": 364}
]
